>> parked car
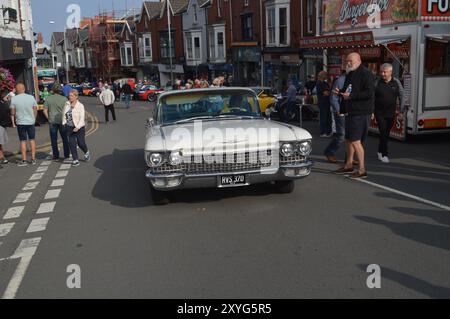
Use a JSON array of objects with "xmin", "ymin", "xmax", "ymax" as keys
[
  {"xmin": 136, "ymin": 85, "xmax": 165, "ymax": 102},
  {"xmin": 250, "ymin": 87, "xmax": 278, "ymax": 116},
  {"xmin": 144, "ymin": 88, "xmax": 313, "ymax": 205}
]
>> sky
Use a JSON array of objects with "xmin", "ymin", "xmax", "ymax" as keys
[{"xmin": 31, "ymin": 0, "xmax": 146, "ymax": 43}]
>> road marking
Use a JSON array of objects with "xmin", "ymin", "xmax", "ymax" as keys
[
  {"xmin": 44, "ymin": 189, "xmax": 61, "ymax": 200},
  {"xmin": 36, "ymin": 202, "xmax": 56, "ymax": 215},
  {"xmin": 2, "ymin": 238, "xmax": 41, "ymax": 299},
  {"xmin": 29, "ymin": 173, "xmax": 44, "ymax": 181},
  {"xmin": 0, "ymin": 223, "xmax": 15, "ymax": 237},
  {"xmin": 3, "ymin": 207, "xmax": 25, "ymax": 220},
  {"xmin": 36, "ymin": 166, "xmax": 48, "ymax": 173},
  {"xmin": 23, "ymin": 182, "xmax": 40, "ymax": 191},
  {"xmin": 50, "ymin": 179, "xmax": 65, "ymax": 188},
  {"xmin": 40, "ymin": 161, "xmax": 52, "ymax": 166},
  {"xmin": 13, "ymin": 193, "xmax": 32, "ymax": 204},
  {"xmin": 26, "ymin": 218, "xmax": 50, "ymax": 233},
  {"xmin": 355, "ymin": 179, "xmax": 450, "ymax": 212},
  {"xmin": 55, "ymin": 171, "xmax": 69, "ymax": 178},
  {"xmin": 59, "ymin": 164, "xmax": 72, "ymax": 170}
]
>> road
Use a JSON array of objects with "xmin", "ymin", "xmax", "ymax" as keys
[{"xmin": 1, "ymin": 97, "xmax": 449, "ymax": 299}]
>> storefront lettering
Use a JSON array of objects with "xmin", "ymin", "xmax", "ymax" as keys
[
  {"xmin": 427, "ymin": 0, "xmax": 450, "ymax": 13},
  {"xmin": 13, "ymin": 41, "xmax": 24, "ymax": 55},
  {"xmin": 339, "ymin": 0, "xmax": 390, "ymax": 26}
]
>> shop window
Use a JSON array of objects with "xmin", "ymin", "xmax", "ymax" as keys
[{"xmin": 425, "ymin": 38, "xmax": 450, "ymax": 76}]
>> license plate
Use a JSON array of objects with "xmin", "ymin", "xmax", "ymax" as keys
[{"xmin": 219, "ymin": 175, "xmax": 247, "ymax": 188}]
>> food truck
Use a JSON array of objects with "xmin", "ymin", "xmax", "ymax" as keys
[{"xmin": 300, "ymin": 0, "xmax": 450, "ymax": 140}]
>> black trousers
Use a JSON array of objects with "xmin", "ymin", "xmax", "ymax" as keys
[
  {"xmin": 104, "ymin": 104, "xmax": 116, "ymax": 122},
  {"xmin": 67, "ymin": 126, "xmax": 88, "ymax": 161},
  {"xmin": 376, "ymin": 115, "xmax": 394, "ymax": 157}
]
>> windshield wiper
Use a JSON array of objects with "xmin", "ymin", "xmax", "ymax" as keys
[
  {"xmin": 171, "ymin": 116, "xmax": 215, "ymax": 124},
  {"xmin": 216, "ymin": 115, "xmax": 259, "ymax": 120}
]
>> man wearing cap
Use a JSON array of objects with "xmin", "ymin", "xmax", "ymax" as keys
[{"xmin": 43, "ymin": 84, "xmax": 71, "ymax": 161}]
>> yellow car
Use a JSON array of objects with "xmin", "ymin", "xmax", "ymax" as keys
[{"xmin": 251, "ymin": 87, "xmax": 278, "ymax": 115}]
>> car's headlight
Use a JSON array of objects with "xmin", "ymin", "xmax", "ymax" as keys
[
  {"xmin": 146, "ymin": 152, "xmax": 164, "ymax": 167},
  {"xmin": 169, "ymin": 151, "xmax": 183, "ymax": 166},
  {"xmin": 298, "ymin": 141, "xmax": 312, "ymax": 156},
  {"xmin": 280, "ymin": 143, "xmax": 295, "ymax": 157}
]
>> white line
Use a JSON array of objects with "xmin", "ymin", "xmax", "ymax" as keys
[
  {"xmin": 50, "ymin": 179, "xmax": 65, "ymax": 188},
  {"xmin": 356, "ymin": 179, "xmax": 450, "ymax": 212},
  {"xmin": 2, "ymin": 256, "xmax": 33, "ymax": 299},
  {"xmin": 13, "ymin": 193, "xmax": 32, "ymax": 204},
  {"xmin": 29, "ymin": 173, "xmax": 44, "ymax": 181},
  {"xmin": 26, "ymin": 218, "xmax": 50, "ymax": 233},
  {"xmin": 3, "ymin": 207, "xmax": 25, "ymax": 220},
  {"xmin": 0, "ymin": 223, "xmax": 15, "ymax": 237},
  {"xmin": 59, "ymin": 164, "xmax": 72, "ymax": 170},
  {"xmin": 11, "ymin": 237, "xmax": 41, "ymax": 259},
  {"xmin": 55, "ymin": 171, "xmax": 68, "ymax": 178},
  {"xmin": 35, "ymin": 166, "xmax": 48, "ymax": 173},
  {"xmin": 36, "ymin": 202, "xmax": 56, "ymax": 214},
  {"xmin": 44, "ymin": 189, "xmax": 61, "ymax": 200},
  {"xmin": 22, "ymin": 182, "xmax": 40, "ymax": 191},
  {"xmin": 40, "ymin": 161, "xmax": 52, "ymax": 166}
]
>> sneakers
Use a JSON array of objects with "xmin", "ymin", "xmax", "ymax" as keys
[
  {"xmin": 0, "ymin": 158, "xmax": 8, "ymax": 164},
  {"xmin": 72, "ymin": 160, "xmax": 80, "ymax": 167},
  {"xmin": 17, "ymin": 160, "xmax": 28, "ymax": 167},
  {"xmin": 30, "ymin": 159, "xmax": 37, "ymax": 166},
  {"xmin": 334, "ymin": 167, "xmax": 354, "ymax": 175},
  {"xmin": 380, "ymin": 156, "xmax": 390, "ymax": 164},
  {"xmin": 377, "ymin": 153, "xmax": 383, "ymax": 161},
  {"xmin": 84, "ymin": 151, "xmax": 91, "ymax": 162}
]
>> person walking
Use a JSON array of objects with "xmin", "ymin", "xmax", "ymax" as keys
[
  {"xmin": 325, "ymin": 64, "xmax": 347, "ymax": 163},
  {"xmin": 99, "ymin": 85, "xmax": 116, "ymax": 124},
  {"xmin": 63, "ymin": 90, "xmax": 91, "ymax": 167},
  {"xmin": 284, "ymin": 80, "xmax": 297, "ymax": 123},
  {"xmin": 316, "ymin": 71, "xmax": 332, "ymax": 137},
  {"xmin": 374, "ymin": 63, "xmax": 405, "ymax": 164},
  {"xmin": 0, "ymin": 90, "xmax": 11, "ymax": 167},
  {"xmin": 121, "ymin": 82, "xmax": 132, "ymax": 109},
  {"xmin": 43, "ymin": 84, "xmax": 71, "ymax": 161},
  {"xmin": 334, "ymin": 53, "xmax": 375, "ymax": 179},
  {"xmin": 9, "ymin": 83, "xmax": 38, "ymax": 166}
]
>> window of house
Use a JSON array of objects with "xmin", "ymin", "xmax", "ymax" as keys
[
  {"xmin": 217, "ymin": 31, "xmax": 224, "ymax": 59},
  {"xmin": 194, "ymin": 36, "xmax": 201, "ymax": 60},
  {"xmin": 139, "ymin": 34, "xmax": 152, "ymax": 62},
  {"xmin": 160, "ymin": 32, "xmax": 175, "ymax": 59},
  {"xmin": 266, "ymin": 4, "xmax": 290, "ymax": 47},
  {"xmin": 267, "ymin": 8, "xmax": 275, "ymax": 45},
  {"xmin": 121, "ymin": 42, "xmax": 134, "ymax": 66},
  {"xmin": 242, "ymin": 14, "xmax": 253, "ymax": 41},
  {"xmin": 307, "ymin": 0, "xmax": 314, "ymax": 34},
  {"xmin": 209, "ymin": 26, "xmax": 226, "ymax": 61},
  {"xmin": 186, "ymin": 34, "xmax": 193, "ymax": 59},
  {"xmin": 217, "ymin": 0, "xmax": 222, "ymax": 17},
  {"xmin": 193, "ymin": 4, "xmax": 198, "ymax": 23},
  {"xmin": 76, "ymin": 48, "xmax": 85, "ymax": 68},
  {"xmin": 244, "ymin": 0, "xmax": 249, "ymax": 6},
  {"xmin": 279, "ymin": 8, "xmax": 287, "ymax": 45}
]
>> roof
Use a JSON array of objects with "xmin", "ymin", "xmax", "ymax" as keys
[
  {"xmin": 66, "ymin": 28, "xmax": 78, "ymax": 44},
  {"xmin": 143, "ymin": 1, "xmax": 164, "ymax": 20},
  {"xmin": 167, "ymin": 0, "xmax": 189, "ymax": 14},
  {"xmin": 52, "ymin": 32, "xmax": 64, "ymax": 45},
  {"xmin": 158, "ymin": 87, "xmax": 256, "ymax": 100}
]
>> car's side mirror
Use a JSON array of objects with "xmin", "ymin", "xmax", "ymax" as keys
[{"xmin": 146, "ymin": 118, "xmax": 155, "ymax": 128}]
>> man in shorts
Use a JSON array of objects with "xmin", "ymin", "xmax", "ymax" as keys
[{"xmin": 10, "ymin": 83, "xmax": 38, "ymax": 166}]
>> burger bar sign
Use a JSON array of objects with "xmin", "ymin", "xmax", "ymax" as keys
[
  {"xmin": 323, "ymin": 0, "xmax": 418, "ymax": 33},
  {"xmin": 422, "ymin": 0, "xmax": 450, "ymax": 21}
]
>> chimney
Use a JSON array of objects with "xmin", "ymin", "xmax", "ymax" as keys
[{"xmin": 37, "ymin": 33, "xmax": 43, "ymax": 44}]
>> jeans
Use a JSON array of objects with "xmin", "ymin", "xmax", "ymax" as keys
[
  {"xmin": 49, "ymin": 124, "xmax": 70, "ymax": 159},
  {"xmin": 104, "ymin": 104, "xmax": 116, "ymax": 122},
  {"xmin": 67, "ymin": 126, "xmax": 88, "ymax": 161},
  {"xmin": 284, "ymin": 101, "xmax": 296, "ymax": 123},
  {"xmin": 319, "ymin": 103, "xmax": 332, "ymax": 135},
  {"xmin": 325, "ymin": 113, "xmax": 345, "ymax": 156},
  {"xmin": 124, "ymin": 94, "xmax": 131, "ymax": 109},
  {"xmin": 376, "ymin": 115, "xmax": 394, "ymax": 157}
]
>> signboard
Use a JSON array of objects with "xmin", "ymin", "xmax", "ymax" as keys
[
  {"xmin": 421, "ymin": 0, "xmax": 450, "ymax": 20},
  {"xmin": 0, "ymin": 37, "xmax": 32, "ymax": 61},
  {"xmin": 300, "ymin": 32, "xmax": 374, "ymax": 49},
  {"xmin": 37, "ymin": 69, "xmax": 57, "ymax": 77},
  {"xmin": 323, "ymin": 0, "xmax": 418, "ymax": 33}
]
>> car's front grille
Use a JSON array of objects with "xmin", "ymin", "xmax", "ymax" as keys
[{"xmin": 150, "ymin": 151, "xmax": 307, "ymax": 175}]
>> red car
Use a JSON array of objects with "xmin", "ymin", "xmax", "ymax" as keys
[{"xmin": 136, "ymin": 85, "xmax": 164, "ymax": 102}]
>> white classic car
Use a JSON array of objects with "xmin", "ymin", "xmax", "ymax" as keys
[{"xmin": 145, "ymin": 88, "xmax": 313, "ymax": 205}]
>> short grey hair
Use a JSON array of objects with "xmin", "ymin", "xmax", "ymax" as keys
[{"xmin": 381, "ymin": 63, "xmax": 393, "ymax": 71}]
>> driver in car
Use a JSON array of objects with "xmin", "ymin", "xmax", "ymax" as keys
[{"xmin": 222, "ymin": 95, "xmax": 252, "ymax": 114}]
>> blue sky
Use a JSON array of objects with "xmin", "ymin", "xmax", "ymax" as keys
[{"xmin": 32, "ymin": 0, "xmax": 145, "ymax": 43}]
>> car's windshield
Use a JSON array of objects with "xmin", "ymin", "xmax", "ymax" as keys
[{"xmin": 157, "ymin": 90, "xmax": 261, "ymax": 125}]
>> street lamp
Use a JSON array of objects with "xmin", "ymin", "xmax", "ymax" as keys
[
  {"xmin": 64, "ymin": 28, "xmax": 69, "ymax": 83},
  {"xmin": 167, "ymin": 0, "xmax": 174, "ymax": 86}
]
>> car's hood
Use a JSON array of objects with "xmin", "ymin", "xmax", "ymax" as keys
[{"xmin": 145, "ymin": 118, "xmax": 312, "ymax": 153}]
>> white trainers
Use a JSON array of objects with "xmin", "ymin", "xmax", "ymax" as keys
[
  {"xmin": 377, "ymin": 153, "xmax": 383, "ymax": 161},
  {"xmin": 381, "ymin": 156, "xmax": 390, "ymax": 164}
]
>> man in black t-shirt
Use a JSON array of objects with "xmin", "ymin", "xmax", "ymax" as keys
[{"xmin": 374, "ymin": 63, "xmax": 405, "ymax": 164}]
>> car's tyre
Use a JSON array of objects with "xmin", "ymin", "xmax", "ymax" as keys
[
  {"xmin": 148, "ymin": 93, "xmax": 157, "ymax": 103},
  {"xmin": 150, "ymin": 185, "xmax": 170, "ymax": 205},
  {"xmin": 275, "ymin": 180, "xmax": 295, "ymax": 194}
]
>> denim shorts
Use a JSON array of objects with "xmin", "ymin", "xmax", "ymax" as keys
[
  {"xmin": 345, "ymin": 115, "xmax": 370, "ymax": 142},
  {"xmin": 17, "ymin": 125, "xmax": 36, "ymax": 141}
]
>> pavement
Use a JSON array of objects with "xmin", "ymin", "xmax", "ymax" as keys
[{"xmin": 0, "ymin": 96, "xmax": 449, "ymax": 299}]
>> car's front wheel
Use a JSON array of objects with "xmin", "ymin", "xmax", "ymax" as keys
[
  {"xmin": 150, "ymin": 184, "xmax": 170, "ymax": 205},
  {"xmin": 275, "ymin": 180, "xmax": 295, "ymax": 194},
  {"xmin": 148, "ymin": 93, "xmax": 157, "ymax": 102}
]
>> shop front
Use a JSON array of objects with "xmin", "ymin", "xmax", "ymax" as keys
[
  {"xmin": 264, "ymin": 50, "xmax": 302, "ymax": 94},
  {"xmin": 232, "ymin": 44, "xmax": 261, "ymax": 87},
  {"xmin": 158, "ymin": 64, "xmax": 185, "ymax": 87},
  {"xmin": 0, "ymin": 37, "xmax": 34, "ymax": 94}
]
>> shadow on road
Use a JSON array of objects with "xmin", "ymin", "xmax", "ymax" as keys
[
  {"xmin": 92, "ymin": 148, "xmax": 282, "ymax": 208},
  {"xmin": 357, "ymin": 264, "xmax": 450, "ymax": 298}
]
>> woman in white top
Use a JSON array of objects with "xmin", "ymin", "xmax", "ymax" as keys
[{"xmin": 63, "ymin": 90, "xmax": 91, "ymax": 167}]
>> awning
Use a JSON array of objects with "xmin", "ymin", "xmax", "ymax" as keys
[
  {"xmin": 426, "ymin": 35, "xmax": 450, "ymax": 43},
  {"xmin": 158, "ymin": 64, "xmax": 184, "ymax": 74},
  {"xmin": 299, "ymin": 32, "xmax": 374, "ymax": 49},
  {"xmin": 374, "ymin": 36, "xmax": 410, "ymax": 46}
]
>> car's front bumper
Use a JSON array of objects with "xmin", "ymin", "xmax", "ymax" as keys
[{"xmin": 145, "ymin": 161, "xmax": 313, "ymax": 191}]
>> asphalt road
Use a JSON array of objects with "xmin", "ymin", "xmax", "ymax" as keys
[{"xmin": 0, "ymin": 97, "xmax": 449, "ymax": 299}]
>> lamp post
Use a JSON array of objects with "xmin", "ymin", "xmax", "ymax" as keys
[
  {"xmin": 64, "ymin": 28, "xmax": 69, "ymax": 83},
  {"xmin": 167, "ymin": 0, "xmax": 174, "ymax": 86}
]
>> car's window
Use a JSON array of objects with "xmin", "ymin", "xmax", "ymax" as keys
[{"xmin": 157, "ymin": 91, "xmax": 261, "ymax": 125}]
